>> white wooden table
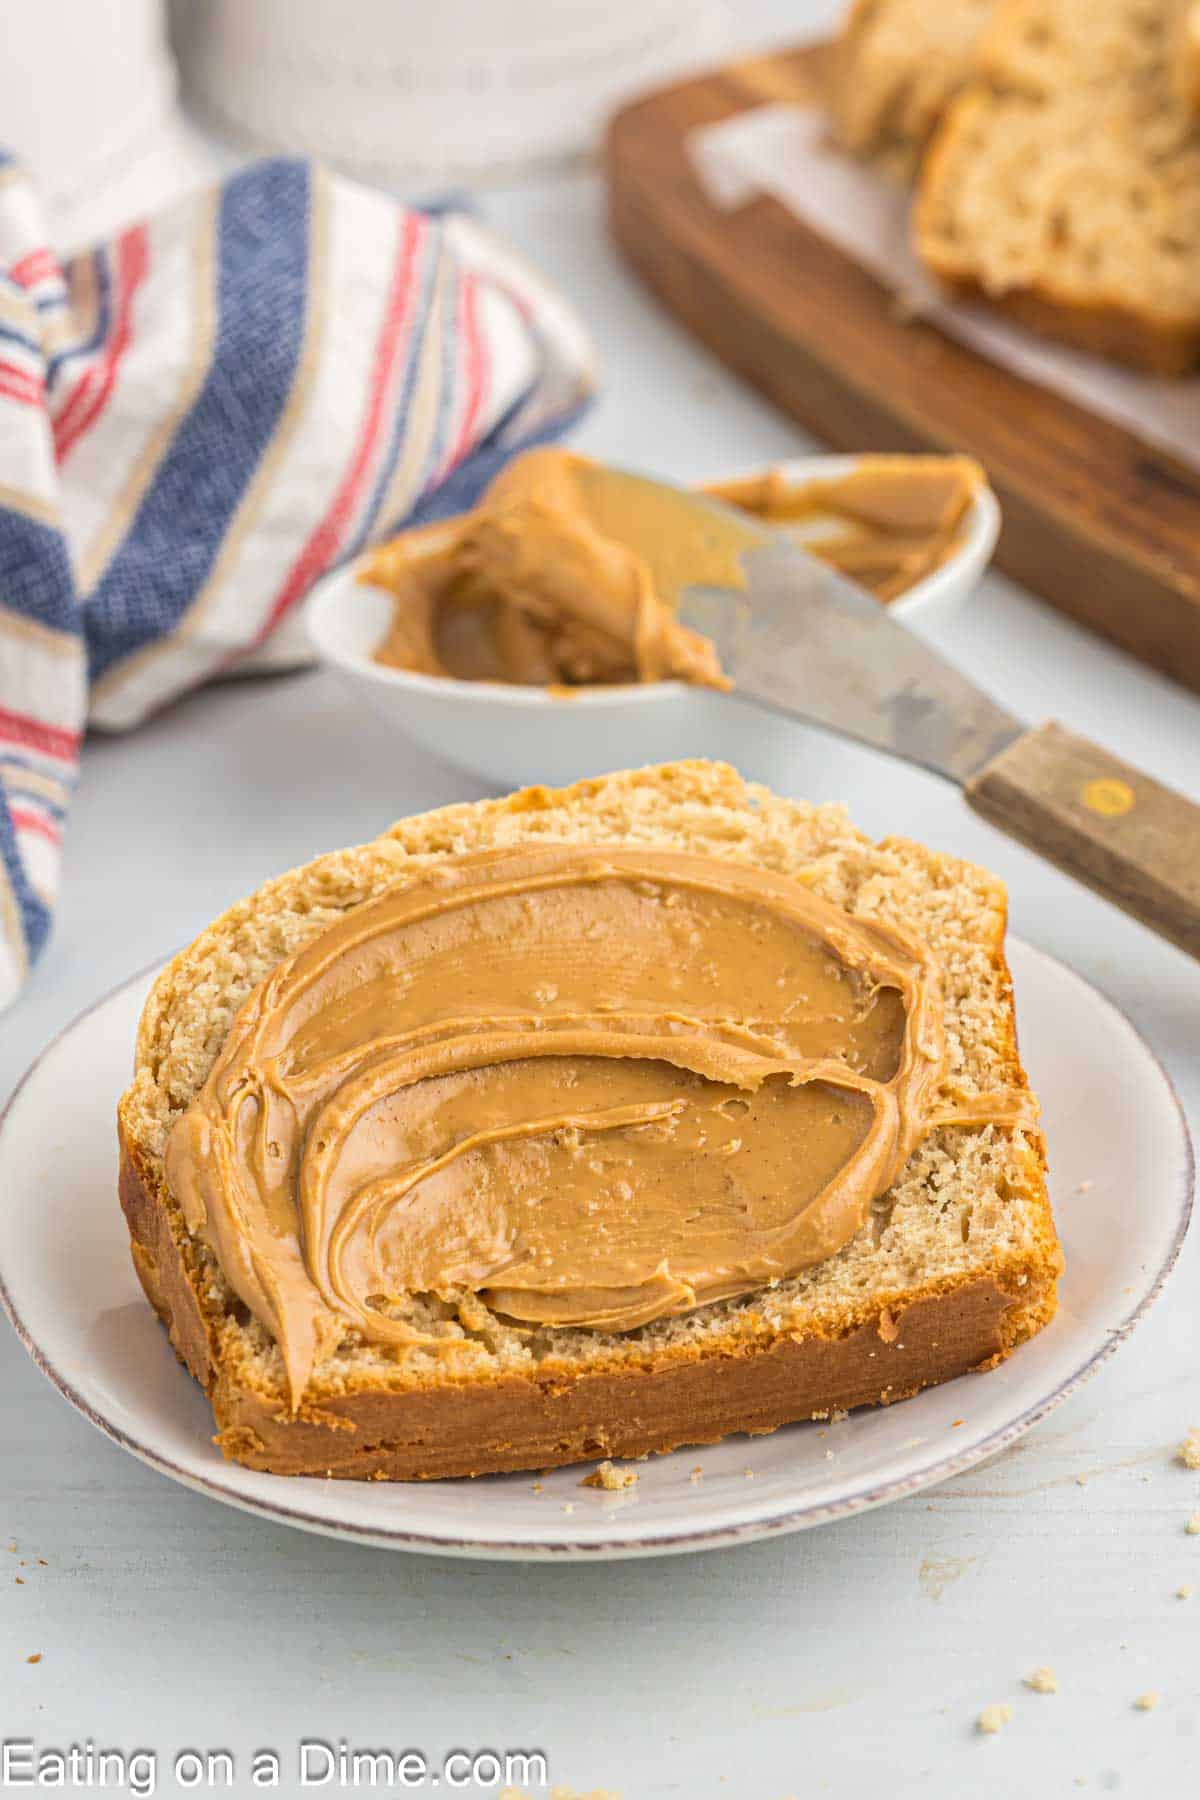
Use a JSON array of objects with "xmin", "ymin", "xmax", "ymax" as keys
[{"xmin": 3, "ymin": 6, "xmax": 1199, "ymax": 1794}]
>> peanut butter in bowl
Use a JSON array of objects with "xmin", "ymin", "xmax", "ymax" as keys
[
  {"xmin": 704, "ymin": 454, "xmax": 986, "ymax": 606},
  {"xmin": 361, "ymin": 447, "xmax": 987, "ymax": 694},
  {"xmin": 305, "ymin": 446, "xmax": 997, "ymax": 787},
  {"xmin": 365, "ymin": 449, "xmax": 743, "ymax": 691}
]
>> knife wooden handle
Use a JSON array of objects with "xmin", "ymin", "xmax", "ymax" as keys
[{"xmin": 965, "ymin": 721, "xmax": 1200, "ymax": 959}]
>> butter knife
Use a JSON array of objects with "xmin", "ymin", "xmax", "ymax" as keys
[{"xmin": 665, "ymin": 487, "xmax": 1200, "ymax": 959}]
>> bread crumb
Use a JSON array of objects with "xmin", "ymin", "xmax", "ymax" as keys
[
  {"xmin": 976, "ymin": 1703, "xmax": 1011, "ymax": 1735},
  {"xmin": 509, "ymin": 1788, "xmax": 617, "ymax": 1800},
  {"xmin": 1176, "ymin": 1585, "xmax": 1193, "ymax": 1599},
  {"xmin": 582, "ymin": 1461, "xmax": 637, "ymax": 1491},
  {"xmin": 14, "ymin": 1577, "xmax": 23, "ymax": 1586},
  {"xmin": 531, "ymin": 1482, "xmax": 543, "ymax": 1494},
  {"xmin": 1134, "ymin": 1691, "xmax": 1161, "ymax": 1711},
  {"xmin": 1076, "ymin": 1179, "xmax": 1093, "ymax": 1193},
  {"xmin": 1025, "ymin": 1666, "xmax": 1058, "ymax": 1694},
  {"xmin": 1076, "ymin": 1476, "xmax": 1088, "ymax": 1487},
  {"xmin": 689, "ymin": 1465, "xmax": 703, "ymax": 1483},
  {"xmin": 744, "ymin": 1468, "xmax": 755, "ymax": 1479},
  {"xmin": 951, "ymin": 1419, "xmax": 965, "ymax": 1428},
  {"xmin": 1185, "ymin": 1511, "xmax": 1200, "ymax": 1535},
  {"xmin": 26, "ymin": 1653, "xmax": 41, "ymax": 1665},
  {"xmin": 1177, "ymin": 1428, "xmax": 1200, "ymax": 1470},
  {"xmin": 830, "ymin": 1409, "xmax": 849, "ymax": 1424},
  {"xmin": 562, "ymin": 1503, "xmax": 575, "ymax": 1515}
]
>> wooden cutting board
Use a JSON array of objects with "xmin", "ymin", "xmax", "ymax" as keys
[{"xmin": 606, "ymin": 43, "xmax": 1200, "ymax": 694}]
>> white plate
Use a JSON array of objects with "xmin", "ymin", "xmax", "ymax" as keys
[
  {"xmin": 0, "ymin": 940, "xmax": 1190, "ymax": 1561},
  {"xmin": 305, "ymin": 455, "xmax": 1001, "ymax": 791}
]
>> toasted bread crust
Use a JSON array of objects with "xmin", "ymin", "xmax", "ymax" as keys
[
  {"xmin": 919, "ymin": 264, "xmax": 1200, "ymax": 378},
  {"xmin": 119, "ymin": 1134, "xmax": 214, "ymax": 1393},
  {"xmin": 118, "ymin": 1129, "xmax": 1055, "ymax": 1479}
]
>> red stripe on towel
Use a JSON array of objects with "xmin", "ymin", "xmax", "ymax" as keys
[
  {"xmin": 0, "ymin": 367, "xmax": 44, "ymax": 406},
  {"xmin": 8, "ymin": 807, "xmax": 59, "ymax": 844},
  {"xmin": 53, "ymin": 227, "xmax": 149, "ymax": 462},
  {"xmin": 8, "ymin": 248, "xmax": 58, "ymax": 289},
  {"xmin": 256, "ymin": 211, "xmax": 424, "ymax": 639},
  {"xmin": 0, "ymin": 706, "xmax": 80, "ymax": 761}
]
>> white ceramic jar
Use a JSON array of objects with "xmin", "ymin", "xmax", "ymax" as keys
[
  {"xmin": 173, "ymin": 0, "xmax": 726, "ymax": 182},
  {"xmin": 0, "ymin": 0, "xmax": 210, "ymax": 249}
]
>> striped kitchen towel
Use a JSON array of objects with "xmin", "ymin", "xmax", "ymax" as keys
[{"xmin": 0, "ymin": 154, "xmax": 595, "ymax": 1011}]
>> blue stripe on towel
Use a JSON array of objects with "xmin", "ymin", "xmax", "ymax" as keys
[
  {"xmin": 0, "ymin": 522, "xmax": 81, "ymax": 638},
  {"xmin": 0, "ymin": 767, "xmax": 68, "ymax": 822},
  {"xmin": 0, "ymin": 319, "xmax": 42, "ymax": 357},
  {"xmin": 86, "ymin": 161, "xmax": 312, "ymax": 681},
  {"xmin": 416, "ymin": 248, "xmax": 463, "ymax": 512},
  {"xmin": 0, "ymin": 800, "xmax": 51, "ymax": 962},
  {"xmin": 400, "ymin": 399, "xmax": 590, "ymax": 533}
]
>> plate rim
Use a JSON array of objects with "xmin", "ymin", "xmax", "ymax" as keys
[{"xmin": 0, "ymin": 939, "xmax": 1193, "ymax": 1561}]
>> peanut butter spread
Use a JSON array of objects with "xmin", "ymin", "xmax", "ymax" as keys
[
  {"xmin": 705, "ymin": 456, "xmax": 984, "ymax": 604},
  {"xmin": 366, "ymin": 449, "xmax": 747, "ymax": 688},
  {"xmin": 365, "ymin": 450, "xmax": 982, "ymax": 688},
  {"xmin": 164, "ymin": 843, "xmax": 1033, "ymax": 1408}
]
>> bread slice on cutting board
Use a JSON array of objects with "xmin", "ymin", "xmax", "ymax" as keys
[
  {"xmin": 914, "ymin": 0, "xmax": 1200, "ymax": 373},
  {"xmin": 827, "ymin": 0, "xmax": 998, "ymax": 173}
]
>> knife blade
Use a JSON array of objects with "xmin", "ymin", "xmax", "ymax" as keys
[
  {"xmin": 679, "ymin": 530, "xmax": 1025, "ymax": 784},
  {"xmin": 651, "ymin": 477, "xmax": 1200, "ymax": 959}
]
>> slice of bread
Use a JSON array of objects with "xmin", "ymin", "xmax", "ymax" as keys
[
  {"xmin": 1174, "ymin": 0, "xmax": 1200, "ymax": 111},
  {"xmin": 117, "ymin": 761, "xmax": 1060, "ymax": 1480},
  {"xmin": 827, "ymin": 0, "xmax": 997, "ymax": 174},
  {"xmin": 914, "ymin": 0, "xmax": 1200, "ymax": 373}
]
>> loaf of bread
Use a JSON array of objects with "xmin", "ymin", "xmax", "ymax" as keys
[
  {"xmin": 117, "ymin": 761, "xmax": 1060, "ymax": 1480},
  {"xmin": 827, "ymin": 0, "xmax": 997, "ymax": 172},
  {"xmin": 915, "ymin": 0, "xmax": 1200, "ymax": 372}
]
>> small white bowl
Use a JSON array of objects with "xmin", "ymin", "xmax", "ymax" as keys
[{"xmin": 306, "ymin": 455, "xmax": 1000, "ymax": 791}]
